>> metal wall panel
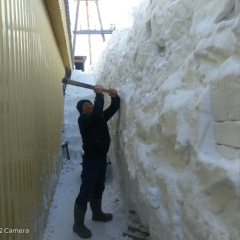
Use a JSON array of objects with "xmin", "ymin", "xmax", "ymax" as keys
[
  {"xmin": 0, "ymin": 0, "xmax": 67, "ymax": 239},
  {"xmin": 45, "ymin": 0, "xmax": 73, "ymax": 68}
]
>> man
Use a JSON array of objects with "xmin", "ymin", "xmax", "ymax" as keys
[{"xmin": 73, "ymin": 84, "xmax": 120, "ymax": 238}]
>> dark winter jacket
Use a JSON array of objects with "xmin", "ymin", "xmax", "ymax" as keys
[{"xmin": 78, "ymin": 93, "xmax": 120, "ymax": 157}]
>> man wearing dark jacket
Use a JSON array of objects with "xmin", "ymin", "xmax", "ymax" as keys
[{"xmin": 73, "ymin": 84, "xmax": 120, "ymax": 239}]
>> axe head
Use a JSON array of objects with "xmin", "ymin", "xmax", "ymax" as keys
[{"xmin": 62, "ymin": 67, "xmax": 72, "ymax": 96}]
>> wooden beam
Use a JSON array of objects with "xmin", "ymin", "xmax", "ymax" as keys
[
  {"xmin": 86, "ymin": 0, "xmax": 92, "ymax": 64},
  {"xmin": 73, "ymin": 30, "xmax": 114, "ymax": 34},
  {"xmin": 72, "ymin": 0, "xmax": 80, "ymax": 58},
  {"xmin": 94, "ymin": 0, "xmax": 105, "ymax": 41},
  {"xmin": 74, "ymin": 59, "xmax": 85, "ymax": 63}
]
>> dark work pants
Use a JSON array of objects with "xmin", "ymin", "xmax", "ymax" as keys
[{"xmin": 76, "ymin": 155, "xmax": 107, "ymax": 205}]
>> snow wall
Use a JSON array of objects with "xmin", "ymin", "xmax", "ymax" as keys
[{"xmin": 91, "ymin": 0, "xmax": 240, "ymax": 239}]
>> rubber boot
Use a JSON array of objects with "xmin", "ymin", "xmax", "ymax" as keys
[
  {"xmin": 90, "ymin": 199, "xmax": 113, "ymax": 222},
  {"xmin": 73, "ymin": 203, "xmax": 92, "ymax": 238}
]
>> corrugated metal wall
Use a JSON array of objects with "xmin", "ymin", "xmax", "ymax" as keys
[{"xmin": 0, "ymin": 0, "xmax": 67, "ymax": 239}]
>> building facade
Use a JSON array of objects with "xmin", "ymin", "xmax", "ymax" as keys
[{"xmin": 0, "ymin": 0, "xmax": 72, "ymax": 239}]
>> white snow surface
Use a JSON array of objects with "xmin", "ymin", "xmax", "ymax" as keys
[
  {"xmin": 90, "ymin": 0, "xmax": 240, "ymax": 239},
  {"xmin": 43, "ymin": 0, "xmax": 240, "ymax": 240}
]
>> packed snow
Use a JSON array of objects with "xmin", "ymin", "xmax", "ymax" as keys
[
  {"xmin": 43, "ymin": 0, "xmax": 239, "ymax": 240},
  {"xmin": 91, "ymin": 0, "xmax": 240, "ymax": 239}
]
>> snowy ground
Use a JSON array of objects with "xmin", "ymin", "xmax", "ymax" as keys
[{"xmin": 42, "ymin": 71, "xmax": 151, "ymax": 240}]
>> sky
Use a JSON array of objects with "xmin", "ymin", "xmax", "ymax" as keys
[{"xmin": 68, "ymin": 0, "xmax": 141, "ymax": 68}]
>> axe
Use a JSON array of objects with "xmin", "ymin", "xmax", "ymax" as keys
[
  {"xmin": 62, "ymin": 68, "xmax": 110, "ymax": 94},
  {"xmin": 62, "ymin": 77, "xmax": 110, "ymax": 93}
]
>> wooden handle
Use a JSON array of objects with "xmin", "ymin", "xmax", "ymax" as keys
[{"xmin": 62, "ymin": 78, "xmax": 109, "ymax": 93}]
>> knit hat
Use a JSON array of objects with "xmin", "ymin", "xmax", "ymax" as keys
[{"xmin": 76, "ymin": 99, "xmax": 92, "ymax": 114}]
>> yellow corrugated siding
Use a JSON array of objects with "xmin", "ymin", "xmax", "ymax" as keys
[
  {"xmin": 0, "ymin": 0, "xmax": 70, "ymax": 239},
  {"xmin": 45, "ymin": 0, "xmax": 73, "ymax": 69}
]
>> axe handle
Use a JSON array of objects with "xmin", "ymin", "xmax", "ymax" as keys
[{"xmin": 62, "ymin": 79, "xmax": 109, "ymax": 93}]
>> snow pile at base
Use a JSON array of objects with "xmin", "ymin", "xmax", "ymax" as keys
[{"xmin": 91, "ymin": 0, "xmax": 240, "ymax": 239}]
